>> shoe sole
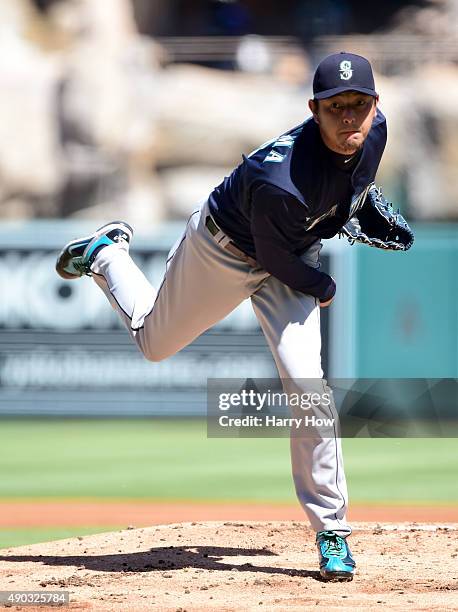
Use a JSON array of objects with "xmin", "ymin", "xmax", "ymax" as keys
[
  {"xmin": 56, "ymin": 220, "xmax": 133, "ymax": 280},
  {"xmin": 320, "ymin": 569, "xmax": 354, "ymax": 582}
]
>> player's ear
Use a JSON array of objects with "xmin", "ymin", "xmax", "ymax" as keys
[{"xmin": 308, "ymin": 99, "xmax": 319, "ymax": 124}]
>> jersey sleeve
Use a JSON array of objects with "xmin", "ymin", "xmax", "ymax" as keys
[{"xmin": 250, "ymin": 184, "xmax": 336, "ymax": 302}]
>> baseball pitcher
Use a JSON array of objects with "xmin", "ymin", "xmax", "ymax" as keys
[{"xmin": 56, "ymin": 52, "xmax": 413, "ymax": 581}]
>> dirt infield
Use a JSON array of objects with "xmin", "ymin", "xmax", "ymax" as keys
[
  {"xmin": 0, "ymin": 500, "xmax": 456, "ymax": 527},
  {"xmin": 0, "ymin": 522, "xmax": 457, "ymax": 611}
]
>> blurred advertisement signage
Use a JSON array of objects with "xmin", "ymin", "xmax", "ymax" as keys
[{"xmin": 0, "ymin": 230, "xmax": 277, "ymax": 415}]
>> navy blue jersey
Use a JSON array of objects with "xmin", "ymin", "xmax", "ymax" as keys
[{"xmin": 208, "ymin": 108, "xmax": 387, "ymax": 301}]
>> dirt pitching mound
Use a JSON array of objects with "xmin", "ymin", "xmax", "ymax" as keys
[{"xmin": 0, "ymin": 521, "xmax": 457, "ymax": 611}]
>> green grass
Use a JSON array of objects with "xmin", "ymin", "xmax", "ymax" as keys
[
  {"xmin": 343, "ymin": 438, "xmax": 458, "ymax": 504},
  {"xmin": 0, "ymin": 418, "xmax": 457, "ymax": 504},
  {"xmin": 0, "ymin": 527, "xmax": 119, "ymax": 550},
  {"xmin": 0, "ymin": 419, "xmax": 294, "ymax": 502}
]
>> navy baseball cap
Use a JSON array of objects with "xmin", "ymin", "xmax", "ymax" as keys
[{"xmin": 313, "ymin": 52, "xmax": 377, "ymax": 100}]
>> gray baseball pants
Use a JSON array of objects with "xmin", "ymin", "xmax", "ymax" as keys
[{"xmin": 91, "ymin": 199, "xmax": 351, "ymax": 536}]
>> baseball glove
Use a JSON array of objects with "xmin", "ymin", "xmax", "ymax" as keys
[{"xmin": 340, "ymin": 184, "xmax": 414, "ymax": 251}]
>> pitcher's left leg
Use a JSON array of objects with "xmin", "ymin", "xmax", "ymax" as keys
[{"xmin": 250, "ymin": 273, "xmax": 351, "ymax": 538}]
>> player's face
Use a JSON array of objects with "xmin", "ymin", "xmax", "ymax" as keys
[{"xmin": 309, "ymin": 92, "xmax": 377, "ymax": 155}]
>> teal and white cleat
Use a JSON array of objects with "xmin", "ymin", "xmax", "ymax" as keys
[
  {"xmin": 316, "ymin": 530, "xmax": 356, "ymax": 581},
  {"xmin": 56, "ymin": 221, "xmax": 133, "ymax": 280}
]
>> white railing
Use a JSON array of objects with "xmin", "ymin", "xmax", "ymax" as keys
[
  {"xmin": 156, "ymin": 34, "xmax": 458, "ymax": 74},
  {"xmin": 156, "ymin": 35, "xmax": 302, "ymax": 63}
]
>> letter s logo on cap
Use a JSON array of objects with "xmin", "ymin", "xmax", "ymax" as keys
[{"xmin": 339, "ymin": 60, "xmax": 352, "ymax": 80}]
